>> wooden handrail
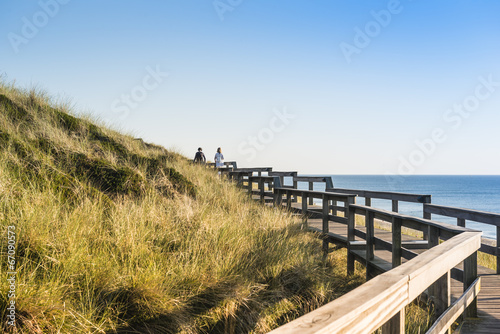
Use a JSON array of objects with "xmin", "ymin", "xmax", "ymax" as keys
[
  {"xmin": 424, "ymin": 203, "xmax": 500, "ymax": 274},
  {"xmin": 328, "ymin": 188, "xmax": 432, "ymax": 204},
  {"xmin": 227, "ymin": 166, "xmax": 487, "ymax": 332},
  {"xmin": 269, "ymin": 232, "xmax": 482, "ymax": 334},
  {"xmin": 424, "ymin": 203, "xmax": 500, "ymax": 226}
]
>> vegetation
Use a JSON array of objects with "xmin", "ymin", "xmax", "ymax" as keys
[{"xmin": 0, "ymin": 82, "xmax": 365, "ymax": 333}]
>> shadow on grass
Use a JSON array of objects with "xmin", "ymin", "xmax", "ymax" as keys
[
  {"xmin": 108, "ymin": 281, "xmax": 240, "ymax": 334},
  {"xmin": 107, "ymin": 224, "xmax": 361, "ymax": 334}
]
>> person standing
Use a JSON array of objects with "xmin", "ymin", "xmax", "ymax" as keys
[
  {"xmin": 193, "ymin": 147, "xmax": 206, "ymax": 164},
  {"xmin": 214, "ymin": 147, "xmax": 224, "ymax": 167}
]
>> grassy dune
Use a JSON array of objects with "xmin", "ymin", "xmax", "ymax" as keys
[{"xmin": 0, "ymin": 82, "xmax": 364, "ymax": 333}]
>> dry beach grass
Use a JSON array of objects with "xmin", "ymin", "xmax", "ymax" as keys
[{"xmin": 0, "ymin": 82, "xmax": 366, "ymax": 333}]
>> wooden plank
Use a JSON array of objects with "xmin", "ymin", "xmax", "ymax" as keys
[
  {"xmin": 270, "ymin": 232, "xmax": 481, "ymax": 334},
  {"xmin": 464, "ymin": 252, "xmax": 478, "ymax": 318},
  {"xmin": 406, "ymin": 232, "xmax": 481, "ymax": 301},
  {"xmin": 308, "ymin": 181, "xmax": 314, "ymax": 205},
  {"xmin": 347, "ymin": 199, "xmax": 356, "ymax": 275},
  {"xmin": 327, "ymin": 188, "xmax": 431, "ymax": 204},
  {"xmin": 325, "ymin": 177, "xmax": 334, "ymax": 189},
  {"xmin": 295, "ymin": 176, "xmax": 332, "ymax": 182},
  {"xmin": 401, "ymin": 240, "xmax": 428, "ymax": 249},
  {"xmin": 268, "ymin": 271, "xmax": 409, "ymax": 334},
  {"xmin": 302, "ymin": 192, "xmax": 308, "ymax": 223},
  {"xmin": 392, "ymin": 200, "xmax": 399, "ymax": 213},
  {"xmin": 351, "ymin": 250, "xmax": 393, "ymax": 273},
  {"xmin": 330, "ymin": 205, "xmax": 347, "ymax": 212},
  {"xmin": 275, "ymin": 188, "xmax": 356, "ymax": 202},
  {"xmin": 497, "ymin": 225, "xmax": 500, "ymax": 275},
  {"xmin": 426, "ymin": 277, "xmax": 481, "ymax": 334},
  {"xmin": 479, "ymin": 241, "xmax": 496, "ymax": 256},
  {"xmin": 322, "ymin": 195, "xmax": 329, "ymax": 256},
  {"xmin": 268, "ymin": 171, "xmax": 297, "ymax": 177},
  {"xmin": 366, "ymin": 211, "xmax": 375, "ymax": 262},
  {"xmin": 424, "ymin": 204, "xmax": 500, "ymax": 226},
  {"xmin": 392, "ymin": 217, "xmax": 402, "ymax": 267},
  {"xmin": 233, "ymin": 167, "xmax": 273, "ymax": 172}
]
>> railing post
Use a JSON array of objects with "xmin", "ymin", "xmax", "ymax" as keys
[
  {"xmin": 392, "ymin": 217, "xmax": 402, "ymax": 268},
  {"xmin": 464, "ymin": 251, "xmax": 478, "ymax": 318},
  {"xmin": 322, "ymin": 194, "xmax": 329, "ymax": 258},
  {"xmin": 273, "ymin": 176, "xmax": 281, "ymax": 208},
  {"xmin": 423, "ymin": 205, "xmax": 430, "ymax": 241},
  {"xmin": 332, "ymin": 200, "xmax": 337, "ymax": 216},
  {"xmin": 497, "ymin": 226, "xmax": 500, "ymax": 275},
  {"xmin": 428, "ymin": 226, "xmax": 450, "ymax": 320},
  {"xmin": 366, "ymin": 210, "xmax": 374, "ymax": 279},
  {"xmin": 457, "ymin": 218, "xmax": 466, "ymax": 227},
  {"xmin": 381, "ymin": 308, "xmax": 405, "ymax": 334},
  {"xmin": 309, "ymin": 182, "xmax": 314, "ymax": 205},
  {"xmin": 293, "ymin": 175, "xmax": 298, "ymax": 202},
  {"xmin": 347, "ymin": 200, "xmax": 356, "ymax": 275},
  {"xmin": 428, "ymin": 225, "xmax": 438, "ymax": 249},
  {"xmin": 247, "ymin": 175, "xmax": 252, "ymax": 195},
  {"xmin": 259, "ymin": 178, "xmax": 264, "ymax": 203},
  {"xmin": 365, "ymin": 197, "xmax": 371, "ymax": 207},
  {"xmin": 286, "ymin": 189, "xmax": 292, "ymax": 210},
  {"xmin": 392, "ymin": 200, "xmax": 398, "ymax": 213},
  {"xmin": 302, "ymin": 192, "xmax": 308, "ymax": 225}
]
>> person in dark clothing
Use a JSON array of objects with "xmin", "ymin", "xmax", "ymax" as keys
[{"xmin": 193, "ymin": 147, "xmax": 206, "ymax": 163}]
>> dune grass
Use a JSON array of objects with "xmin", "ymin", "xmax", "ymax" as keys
[{"xmin": 0, "ymin": 82, "xmax": 366, "ymax": 333}]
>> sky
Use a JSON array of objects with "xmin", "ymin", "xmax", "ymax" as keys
[{"xmin": 1, "ymin": 0, "xmax": 500, "ymax": 175}]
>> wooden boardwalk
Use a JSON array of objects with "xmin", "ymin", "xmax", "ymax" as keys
[
  {"xmin": 243, "ymin": 173, "xmax": 500, "ymax": 334},
  {"xmin": 304, "ymin": 215, "xmax": 500, "ymax": 334}
]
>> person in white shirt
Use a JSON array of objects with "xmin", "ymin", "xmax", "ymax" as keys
[{"xmin": 214, "ymin": 147, "xmax": 224, "ymax": 167}]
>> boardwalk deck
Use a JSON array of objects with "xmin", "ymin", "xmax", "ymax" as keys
[{"xmin": 455, "ymin": 273, "xmax": 500, "ymax": 333}]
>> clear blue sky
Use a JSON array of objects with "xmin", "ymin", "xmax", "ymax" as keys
[{"xmin": 2, "ymin": 0, "xmax": 500, "ymax": 174}]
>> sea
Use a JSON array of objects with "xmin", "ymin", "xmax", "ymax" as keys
[{"xmin": 285, "ymin": 175, "xmax": 500, "ymax": 239}]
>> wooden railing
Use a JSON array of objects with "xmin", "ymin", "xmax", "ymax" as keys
[
  {"xmin": 217, "ymin": 168, "xmax": 487, "ymax": 333},
  {"xmin": 271, "ymin": 186, "xmax": 482, "ymax": 334},
  {"xmin": 275, "ymin": 186, "xmax": 356, "ymax": 256},
  {"xmin": 294, "ymin": 175, "xmax": 334, "ymax": 205},
  {"xmin": 327, "ymin": 187, "xmax": 431, "ymax": 215},
  {"xmin": 269, "ymin": 231, "xmax": 481, "ymax": 334},
  {"xmin": 206, "ymin": 161, "xmax": 238, "ymax": 169},
  {"xmin": 424, "ymin": 203, "xmax": 500, "ymax": 274}
]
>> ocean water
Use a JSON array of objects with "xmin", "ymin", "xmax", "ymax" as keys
[{"xmin": 286, "ymin": 175, "xmax": 500, "ymax": 239}]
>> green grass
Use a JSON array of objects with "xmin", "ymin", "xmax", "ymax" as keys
[{"xmin": 0, "ymin": 81, "xmax": 365, "ymax": 333}]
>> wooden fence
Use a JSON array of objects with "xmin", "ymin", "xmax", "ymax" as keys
[
  {"xmin": 216, "ymin": 167, "xmax": 493, "ymax": 333},
  {"xmin": 424, "ymin": 203, "xmax": 500, "ymax": 274}
]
